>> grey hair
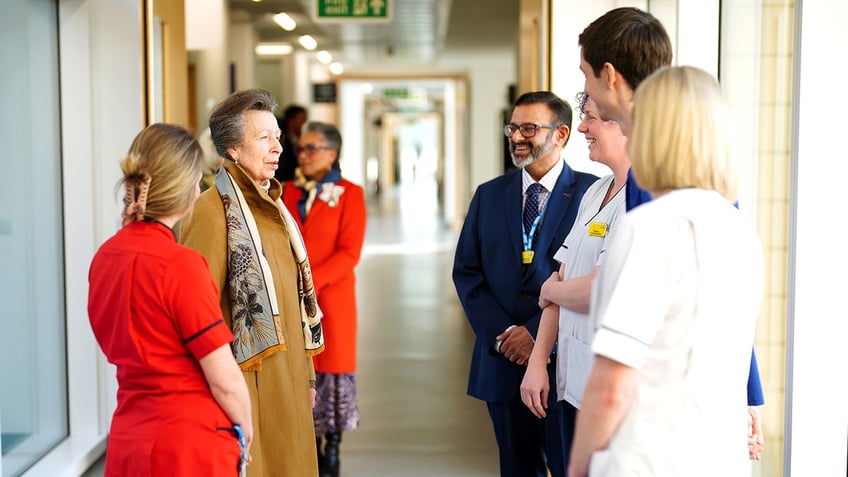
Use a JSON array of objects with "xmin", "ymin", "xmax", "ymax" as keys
[
  {"xmin": 303, "ymin": 121, "xmax": 342, "ymax": 159},
  {"xmin": 208, "ymin": 88, "xmax": 279, "ymax": 161}
]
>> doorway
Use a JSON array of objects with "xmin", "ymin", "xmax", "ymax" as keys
[{"xmin": 338, "ymin": 77, "xmax": 467, "ymax": 232}]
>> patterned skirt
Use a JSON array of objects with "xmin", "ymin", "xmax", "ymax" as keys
[{"xmin": 313, "ymin": 372, "xmax": 360, "ymax": 435}]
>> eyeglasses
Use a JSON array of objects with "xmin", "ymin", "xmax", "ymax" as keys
[
  {"xmin": 503, "ymin": 123, "xmax": 560, "ymax": 138},
  {"xmin": 295, "ymin": 144, "xmax": 334, "ymax": 156}
]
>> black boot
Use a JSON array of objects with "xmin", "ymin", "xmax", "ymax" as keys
[
  {"xmin": 322, "ymin": 432, "xmax": 341, "ymax": 477},
  {"xmin": 316, "ymin": 436, "xmax": 326, "ymax": 474}
]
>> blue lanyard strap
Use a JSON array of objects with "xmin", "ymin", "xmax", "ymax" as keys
[{"xmin": 523, "ymin": 213, "xmax": 543, "ymax": 251}]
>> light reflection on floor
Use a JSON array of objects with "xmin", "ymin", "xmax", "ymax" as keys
[{"xmin": 345, "ymin": 178, "xmax": 497, "ymax": 476}]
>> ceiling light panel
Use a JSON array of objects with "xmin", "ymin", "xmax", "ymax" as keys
[
  {"xmin": 299, "ymin": 34, "xmax": 318, "ymax": 50},
  {"xmin": 273, "ymin": 12, "xmax": 296, "ymax": 31},
  {"xmin": 255, "ymin": 43, "xmax": 294, "ymax": 55}
]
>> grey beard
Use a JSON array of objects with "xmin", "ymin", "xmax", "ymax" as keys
[
  {"xmin": 511, "ymin": 138, "xmax": 555, "ymax": 169},
  {"xmin": 511, "ymin": 153, "xmax": 534, "ymax": 169}
]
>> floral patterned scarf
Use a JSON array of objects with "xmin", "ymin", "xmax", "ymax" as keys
[{"xmin": 215, "ymin": 167, "xmax": 324, "ymax": 370}]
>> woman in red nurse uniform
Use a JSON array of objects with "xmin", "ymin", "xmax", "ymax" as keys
[{"xmin": 88, "ymin": 123, "xmax": 252, "ymax": 476}]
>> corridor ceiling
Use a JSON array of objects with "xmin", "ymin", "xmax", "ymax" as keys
[{"xmin": 229, "ymin": 0, "xmax": 518, "ymax": 65}]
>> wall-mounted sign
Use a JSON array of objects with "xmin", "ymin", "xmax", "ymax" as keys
[
  {"xmin": 313, "ymin": 83, "xmax": 338, "ymax": 103},
  {"xmin": 315, "ymin": 0, "xmax": 390, "ymax": 22}
]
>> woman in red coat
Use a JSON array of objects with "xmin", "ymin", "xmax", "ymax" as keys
[
  {"xmin": 282, "ymin": 122, "xmax": 366, "ymax": 477},
  {"xmin": 88, "ymin": 123, "xmax": 253, "ymax": 476}
]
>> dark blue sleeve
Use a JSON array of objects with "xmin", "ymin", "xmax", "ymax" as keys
[
  {"xmin": 730, "ymin": 202, "xmax": 763, "ymax": 405},
  {"xmin": 625, "ymin": 168, "xmax": 653, "ymax": 211},
  {"xmin": 747, "ymin": 348, "xmax": 765, "ymax": 406},
  {"xmin": 452, "ymin": 188, "xmax": 517, "ymax": 349}
]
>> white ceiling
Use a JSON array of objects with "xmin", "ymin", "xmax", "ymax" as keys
[{"xmin": 228, "ymin": 0, "xmax": 518, "ymax": 65}]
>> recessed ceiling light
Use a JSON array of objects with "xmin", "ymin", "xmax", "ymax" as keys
[
  {"xmin": 316, "ymin": 50, "xmax": 333, "ymax": 64},
  {"xmin": 272, "ymin": 13, "xmax": 296, "ymax": 31},
  {"xmin": 255, "ymin": 43, "xmax": 294, "ymax": 56},
  {"xmin": 329, "ymin": 62, "xmax": 344, "ymax": 75},
  {"xmin": 298, "ymin": 35, "xmax": 318, "ymax": 50}
]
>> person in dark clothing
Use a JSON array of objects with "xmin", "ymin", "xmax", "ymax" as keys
[{"xmin": 275, "ymin": 104, "xmax": 308, "ymax": 183}]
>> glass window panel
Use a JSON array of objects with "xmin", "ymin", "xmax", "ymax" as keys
[{"xmin": 0, "ymin": 1, "xmax": 68, "ymax": 475}]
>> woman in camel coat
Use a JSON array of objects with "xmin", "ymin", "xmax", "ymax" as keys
[{"xmin": 181, "ymin": 89, "xmax": 323, "ymax": 477}]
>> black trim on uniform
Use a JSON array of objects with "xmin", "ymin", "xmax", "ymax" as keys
[{"xmin": 184, "ymin": 319, "xmax": 225, "ymax": 344}]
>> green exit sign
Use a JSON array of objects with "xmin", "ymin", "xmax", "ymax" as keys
[{"xmin": 316, "ymin": 0, "xmax": 390, "ymax": 21}]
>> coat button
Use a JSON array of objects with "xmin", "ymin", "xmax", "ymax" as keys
[{"xmin": 519, "ymin": 293, "xmax": 529, "ymax": 300}]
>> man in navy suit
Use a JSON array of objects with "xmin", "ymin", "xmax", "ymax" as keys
[{"xmin": 453, "ymin": 91, "xmax": 598, "ymax": 477}]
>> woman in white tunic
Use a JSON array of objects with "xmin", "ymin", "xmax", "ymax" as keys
[
  {"xmin": 520, "ymin": 93, "xmax": 630, "ymax": 459},
  {"xmin": 567, "ymin": 66, "xmax": 764, "ymax": 477}
]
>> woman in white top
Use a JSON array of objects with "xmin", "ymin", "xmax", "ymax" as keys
[
  {"xmin": 520, "ymin": 93, "xmax": 630, "ymax": 456},
  {"xmin": 567, "ymin": 66, "xmax": 763, "ymax": 477}
]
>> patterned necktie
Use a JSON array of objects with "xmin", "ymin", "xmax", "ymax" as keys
[{"xmin": 524, "ymin": 183, "xmax": 542, "ymax": 234}]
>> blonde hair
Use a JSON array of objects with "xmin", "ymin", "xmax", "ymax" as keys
[
  {"xmin": 118, "ymin": 123, "xmax": 204, "ymax": 224},
  {"xmin": 630, "ymin": 66, "xmax": 737, "ymax": 202}
]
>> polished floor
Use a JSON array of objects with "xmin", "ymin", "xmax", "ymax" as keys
[{"xmin": 82, "ymin": 178, "xmax": 499, "ymax": 476}]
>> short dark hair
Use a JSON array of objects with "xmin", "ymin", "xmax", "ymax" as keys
[
  {"xmin": 282, "ymin": 104, "xmax": 307, "ymax": 122},
  {"xmin": 512, "ymin": 91, "xmax": 573, "ymax": 145},
  {"xmin": 579, "ymin": 7, "xmax": 673, "ymax": 91},
  {"xmin": 208, "ymin": 88, "xmax": 278, "ymax": 161}
]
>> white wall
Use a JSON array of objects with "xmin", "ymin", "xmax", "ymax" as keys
[
  {"xmin": 441, "ymin": 48, "xmax": 516, "ymax": 195},
  {"xmin": 720, "ymin": 0, "xmax": 762, "ymax": 226},
  {"xmin": 255, "ymin": 52, "xmax": 313, "ymax": 116},
  {"xmin": 185, "ymin": 0, "xmax": 224, "ymax": 50},
  {"xmin": 186, "ymin": 0, "xmax": 229, "ymax": 132},
  {"xmin": 785, "ymin": 1, "xmax": 848, "ymax": 474},
  {"xmin": 338, "ymin": 81, "xmax": 367, "ymax": 187},
  {"xmin": 229, "ymin": 20, "xmax": 257, "ymax": 92},
  {"xmin": 549, "ymin": 0, "xmax": 646, "ymax": 178},
  {"xmin": 256, "ymin": 59, "xmax": 283, "ymax": 104}
]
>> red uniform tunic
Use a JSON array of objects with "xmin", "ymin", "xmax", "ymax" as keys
[
  {"xmin": 282, "ymin": 179, "xmax": 366, "ymax": 373},
  {"xmin": 88, "ymin": 221, "xmax": 239, "ymax": 476}
]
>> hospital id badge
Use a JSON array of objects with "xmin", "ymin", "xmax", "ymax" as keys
[
  {"xmin": 522, "ymin": 250, "xmax": 535, "ymax": 264},
  {"xmin": 588, "ymin": 221, "xmax": 608, "ymax": 237}
]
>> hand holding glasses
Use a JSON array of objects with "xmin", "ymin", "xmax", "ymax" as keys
[{"xmin": 503, "ymin": 123, "xmax": 560, "ymax": 138}]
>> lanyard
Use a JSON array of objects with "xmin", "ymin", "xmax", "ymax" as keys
[
  {"xmin": 522, "ymin": 191, "xmax": 548, "ymax": 251},
  {"xmin": 523, "ymin": 213, "xmax": 543, "ymax": 251}
]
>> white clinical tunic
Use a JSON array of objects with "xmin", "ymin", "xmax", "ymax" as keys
[
  {"xmin": 588, "ymin": 188, "xmax": 763, "ymax": 477},
  {"xmin": 553, "ymin": 174, "xmax": 625, "ymax": 406}
]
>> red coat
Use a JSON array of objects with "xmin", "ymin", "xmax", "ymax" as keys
[{"xmin": 282, "ymin": 178, "xmax": 366, "ymax": 373}]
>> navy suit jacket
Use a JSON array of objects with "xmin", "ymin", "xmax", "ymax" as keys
[{"xmin": 453, "ymin": 163, "xmax": 597, "ymax": 403}]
